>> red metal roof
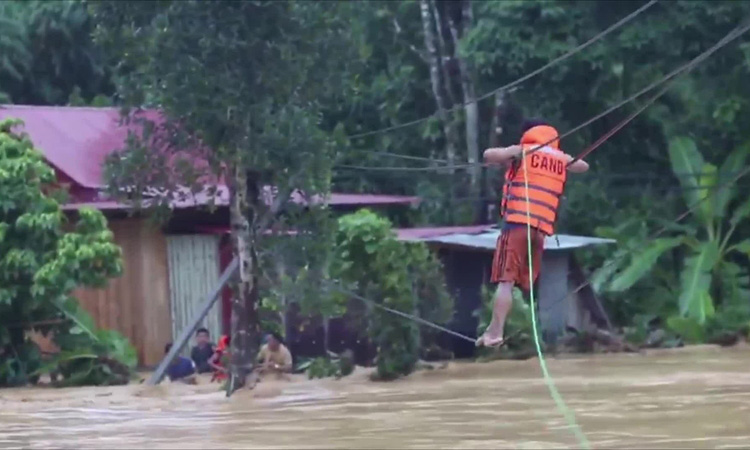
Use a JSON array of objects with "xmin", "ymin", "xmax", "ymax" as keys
[
  {"xmin": 0, "ymin": 105, "xmax": 161, "ymax": 189},
  {"xmin": 1, "ymin": 105, "xmax": 419, "ymax": 208}
]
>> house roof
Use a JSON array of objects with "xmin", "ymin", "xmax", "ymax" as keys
[
  {"xmin": 395, "ymin": 225, "xmax": 493, "ymax": 240},
  {"xmin": 0, "ymin": 104, "xmax": 418, "ymax": 208},
  {"xmin": 398, "ymin": 227, "xmax": 616, "ymax": 251},
  {"xmin": 0, "ymin": 105, "xmax": 158, "ymax": 189},
  {"xmin": 60, "ymin": 185, "xmax": 418, "ymax": 211}
]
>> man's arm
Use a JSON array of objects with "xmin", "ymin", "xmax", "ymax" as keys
[
  {"xmin": 208, "ymin": 351, "xmax": 226, "ymax": 373},
  {"xmin": 483, "ymin": 145, "xmax": 523, "ymax": 165},
  {"xmin": 564, "ymin": 154, "xmax": 589, "ymax": 173},
  {"xmin": 279, "ymin": 347, "xmax": 293, "ymax": 373}
]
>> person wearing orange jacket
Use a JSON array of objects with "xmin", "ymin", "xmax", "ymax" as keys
[
  {"xmin": 209, "ymin": 335, "xmax": 230, "ymax": 382},
  {"xmin": 477, "ymin": 120, "xmax": 589, "ymax": 348}
]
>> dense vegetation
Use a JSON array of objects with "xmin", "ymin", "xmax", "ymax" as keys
[
  {"xmin": 0, "ymin": 119, "xmax": 133, "ymax": 387},
  {"xmin": 1, "ymin": 0, "xmax": 750, "ymax": 385}
]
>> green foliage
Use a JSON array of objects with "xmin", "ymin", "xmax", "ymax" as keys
[
  {"xmin": 0, "ymin": 118, "xmax": 131, "ymax": 387},
  {"xmin": 333, "ymin": 210, "xmax": 419, "ymax": 380},
  {"xmin": 406, "ymin": 241, "xmax": 454, "ymax": 355},
  {"xmin": 600, "ymin": 137, "xmax": 750, "ymax": 330},
  {"xmin": 332, "ymin": 209, "xmax": 452, "ymax": 380},
  {"xmin": 94, "ymin": 0, "xmax": 353, "ymax": 194},
  {"xmin": 608, "ymin": 238, "xmax": 683, "ymax": 292},
  {"xmin": 93, "ymin": 0, "xmax": 359, "ymax": 379},
  {"xmin": 296, "ymin": 351, "xmax": 355, "ymax": 380},
  {"xmin": 666, "ymin": 316, "xmax": 705, "ymax": 345},
  {"xmin": 474, "ymin": 284, "xmax": 536, "ymax": 359},
  {"xmin": 0, "ymin": 0, "xmax": 113, "ymax": 105}
]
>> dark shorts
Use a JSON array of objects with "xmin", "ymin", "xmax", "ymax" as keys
[{"xmin": 490, "ymin": 224, "xmax": 545, "ymax": 291}]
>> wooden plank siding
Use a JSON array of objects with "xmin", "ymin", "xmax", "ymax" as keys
[
  {"xmin": 73, "ymin": 217, "xmax": 172, "ymax": 367},
  {"xmin": 166, "ymin": 235, "xmax": 222, "ymax": 355}
]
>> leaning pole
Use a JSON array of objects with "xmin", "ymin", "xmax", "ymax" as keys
[{"xmin": 147, "ymin": 257, "xmax": 239, "ymax": 386}]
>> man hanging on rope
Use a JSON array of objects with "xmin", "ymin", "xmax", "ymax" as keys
[{"xmin": 477, "ymin": 120, "xmax": 589, "ymax": 347}]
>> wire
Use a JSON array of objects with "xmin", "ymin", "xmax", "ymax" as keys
[
  {"xmin": 346, "ymin": 0, "xmax": 659, "ymax": 140},
  {"xmin": 334, "ymin": 167, "xmax": 750, "ymax": 180},
  {"xmin": 337, "ymin": 18, "xmax": 750, "ymax": 173}
]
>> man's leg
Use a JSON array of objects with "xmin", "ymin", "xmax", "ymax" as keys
[
  {"xmin": 480, "ymin": 227, "xmax": 525, "ymax": 346},
  {"xmin": 480, "ymin": 281, "xmax": 514, "ymax": 345}
]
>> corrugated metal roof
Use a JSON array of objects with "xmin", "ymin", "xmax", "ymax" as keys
[
  {"xmin": 395, "ymin": 225, "xmax": 492, "ymax": 240},
  {"xmin": 0, "ymin": 105, "xmax": 160, "ymax": 189},
  {"xmin": 400, "ymin": 227, "xmax": 616, "ymax": 251}
]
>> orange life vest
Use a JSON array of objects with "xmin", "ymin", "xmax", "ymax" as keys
[
  {"xmin": 501, "ymin": 125, "xmax": 567, "ymax": 235},
  {"xmin": 211, "ymin": 335, "xmax": 230, "ymax": 382}
]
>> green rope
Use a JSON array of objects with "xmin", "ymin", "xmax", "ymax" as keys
[{"xmin": 521, "ymin": 153, "xmax": 591, "ymax": 449}]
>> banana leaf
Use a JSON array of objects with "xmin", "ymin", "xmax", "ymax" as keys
[
  {"xmin": 668, "ymin": 136, "xmax": 704, "ymax": 210},
  {"xmin": 608, "ymin": 237, "xmax": 683, "ymax": 292},
  {"xmin": 730, "ymin": 239, "xmax": 750, "ymax": 255},
  {"xmin": 678, "ymin": 241, "xmax": 718, "ymax": 323},
  {"xmin": 715, "ymin": 261, "xmax": 750, "ymax": 308},
  {"xmin": 55, "ymin": 296, "xmax": 99, "ymax": 342},
  {"xmin": 591, "ymin": 248, "xmax": 629, "ymax": 292},
  {"xmin": 729, "ymin": 199, "xmax": 750, "ymax": 228},
  {"xmin": 716, "ymin": 142, "xmax": 750, "ymax": 218},
  {"xmin": 696, "ymin": 163, "xmax": 717, "ymax": 226}
]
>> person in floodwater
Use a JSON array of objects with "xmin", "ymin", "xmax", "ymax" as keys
[
  {"xmin": 209, "ymin": 335, "xmax": 230, "ymax": 382},
  {"xmin": 257, "ymin": 332, "xmax": 293, "ymax": 378},
  {"xmin": 190, "ymin": 327, "xmax": 215, "ymax": 374},
  {"xmin": 164, "ymin": 343, "xmax": 197, "ymax": 384},
  {"xmin": 477, "ymin": 120, "xmax": 590, "ymax": 348}
]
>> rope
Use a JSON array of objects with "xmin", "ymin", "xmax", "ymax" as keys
[
  {"xmin": 347, "ymin": 1, "xmax": 659, "ymax": 140},
  {"xmin": 521, "ymin": 156, "xmax": 591, "ymax": 448},
  {"xmin": 328, "ymin": 283, "xmax": 476, "ymax": 344}
]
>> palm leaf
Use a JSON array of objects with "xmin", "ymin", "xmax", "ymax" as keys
[
  {"xmin": 678, "ymin": 242, "xmax": 718, "ymax": 323},
  {"xmin": 608, "ymin": 237, "xmax": 682, "ymax": 292}
]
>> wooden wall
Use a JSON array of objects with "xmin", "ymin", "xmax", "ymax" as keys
[{"xmin": 73, "ymin": 217, "xmax": 172, "ymax": 367}]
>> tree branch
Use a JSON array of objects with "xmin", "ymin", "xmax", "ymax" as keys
[{"xmin": 254, "ymin": 169, "xmax": 306, "ymax": 233}]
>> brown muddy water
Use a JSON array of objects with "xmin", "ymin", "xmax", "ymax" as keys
[{"xmin": 2, "ymin": 345, "xmax": 750, "ymax": 449}]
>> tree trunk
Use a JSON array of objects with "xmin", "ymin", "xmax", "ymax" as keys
[
  {"xmin": 228, "ymin": 166, "xmax": 261, "ymax": 396},
  {"xmin": 485, "ymin": 90, "xmax": 508, "ymax": 223},
  {"xmin": 430, "ymin": 0, "xmax": 457, "ymax": 108},
  {"xmin": 448, "ymin": 0, "xmax": 480, "ymax": 211},
  {"xmin": 276, "ymin": 260, "xmax": 288, "ymax": 337},
  {"xmin": 420, "ymin": 0, "xmax": 458, "ymax": 168}
]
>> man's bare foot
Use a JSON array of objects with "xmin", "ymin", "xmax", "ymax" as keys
[
  {"xmin": 482, "ymin": 335, "xmax": 505, "ymax": 348},
  {"xmin": 476, "ymin": 328, "xmax": 505, "ymax": 348}
]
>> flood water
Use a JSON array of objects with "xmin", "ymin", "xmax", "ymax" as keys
[{"xmin": 2, "ymin": 345, "xmax": 750, "ymax": 449}]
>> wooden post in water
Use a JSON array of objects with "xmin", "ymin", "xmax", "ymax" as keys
[{"xmin": 147, "ymin": 257, "xmax": 239, "ymax": 386}]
